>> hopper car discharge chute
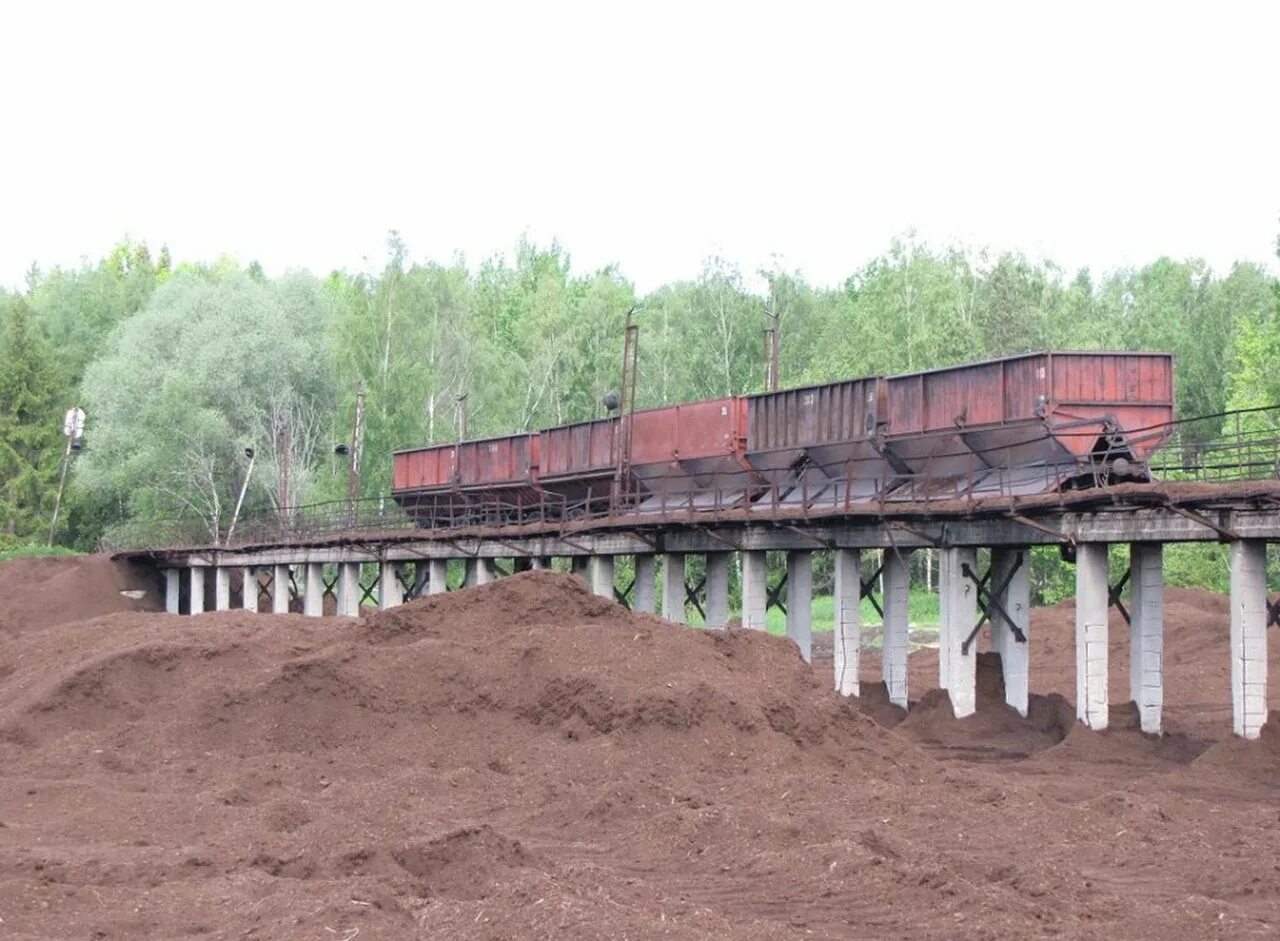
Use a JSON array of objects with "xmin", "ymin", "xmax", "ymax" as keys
[
  {"xmin": 744, "ymin": 377, "xmax": 891, "ymax": 513},
  {"xmin": 878, "ymin": 351, "xmax": 1174, "ymax": 501}
]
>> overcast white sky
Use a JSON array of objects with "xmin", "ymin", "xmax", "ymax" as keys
[{"xmin": 2, "ymin": 1, "xmax": 1277, "ymax": 292}]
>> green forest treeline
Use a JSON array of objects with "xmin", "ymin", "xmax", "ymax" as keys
[{"xmin": 2, "ymin": 233, "xmax": 1278, "ymax": 600}]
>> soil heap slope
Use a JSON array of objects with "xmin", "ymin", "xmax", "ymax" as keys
[{"xmin": 1, "ymin": 572, "xmax": 1277, "ymax": 939}]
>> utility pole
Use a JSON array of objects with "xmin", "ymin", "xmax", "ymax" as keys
[
  {"xmin": 763, "ymin": 299, "xmax": 781, "ymax": 392},
  {"xmin": 346, "ymin": 382, "xmax": 366, "ymax": 523},
  {"xmin": 47, "ymin": 406, "xmax": 85, "ymax": 546},
  {"xmin": 613, "ymin": 308, "xmax": 639, "ymax": 507},
  {"xmin": 225, "ymin": 446, "xmax": 256, "ymax": 547},
  {"xmin": 456, "ymin": 392, "xmax": 469, "ymax": 441}
]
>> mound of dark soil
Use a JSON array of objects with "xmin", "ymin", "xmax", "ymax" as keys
[
  {"xmin": 0, "ymin": 554, "xmax": 160, "ymax": 636},
  {"xmin": 0, "ymin": 572, "xmax": 1277, "ymax": 939}
]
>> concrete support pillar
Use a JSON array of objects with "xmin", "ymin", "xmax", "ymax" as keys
[
  {"xmin": 427, "ymin": 558, "xmax": 449, "ymax": 595},
  {"xmin": 189, "ymin": 566, "xmax": 206, "ymax": 615},
  {"xmin": 465, "ymin": 558, "xmax": 493, "ymax": 588},
  {"xmin": 214, "ymin": 567, "xmax": 231, "ymax": 612},
  {"xmin": 303, "ymin": 562, "xmax": 324, "ymax": 617},
  {"xmin": 165, "ymin": 569, "xmax": 180, "ymax": 614},
  {"xmin": 705, "ymin": 553, "xmax": 730, "ymax": 629},
  {"xmin": 633, "ymin": 554, "xmax": 657, "ymax": 613},
  {"xmin": 991, "ymin": 548, "xmax": 1031, "ymax": 717},
  {"xmin": 938, "ymin": 547, "xmax": 978, "ymax": 718},
  {"xmin": 337, "ymin": 562, "xmax": 360, "ymax": 617},
  {"xmin": 1075, "ymin": 543, "xmax": 1110, "ymax": 730},
  {"xmin": 662, "ymin": 553, "xmax": 686, "ymax": 624},
  {"xmin": 530, "ymin": 556, "xmax": 549, "ymax": 571},
  {"xmin": 881, "ymin": 550, "xmax": 911, "ymax": 708},
  {"xmin": 1130, "ymin": 542, "xmax": 1164, "ymax": 734},
  {"xmin": 588, "ymin": 555, "xmax": 614, "ymax": 599},
  {"xmin": 272, "ymin": 564, "xmax": 290, "ymax": 615},
  {"xmin": 241, "ymin": 567, "xmax": 256, "ymax": 611},
  {"xmin": 832, "ymin": 548, "xmax": 862, "ymax": 696},
  {"xmin": 379, "ymin": 561, "xmax": 404, "ymax": 609},
  {"xmin": 1230, "ymin": 540, "xmax": 1268, "ymax": 740},
  {"xmin": 786, "ymin": 551, "xmax": 813, "ymax": 661},
  {"xmin": 740, "ymin": 550, "xmax": 768, "ymax": 631}
]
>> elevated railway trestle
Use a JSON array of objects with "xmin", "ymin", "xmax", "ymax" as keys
[
  {"xmin": 128, "ymin": 481, "xmax": 1280, "ymax": 742},
  {"xmin": 110, "ymin": 352, "xmax": 1280, "ymax": 742}
]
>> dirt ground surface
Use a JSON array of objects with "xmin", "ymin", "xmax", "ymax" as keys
[{"xmin": 1, "ymin": 558, "xmax": 1278, "ymax": 939}]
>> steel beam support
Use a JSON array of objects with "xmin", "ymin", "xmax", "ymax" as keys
[
  {"xmin": 1129, "ymin": 542, "xmax": 1164, "ymax": 734},
  {"xmin": 740, "ymin": 550, "xmax": 768, "ymax": 631},
  {"xmin": 832, "ymin": 548, "xmax": 862, "ymax": 696},
  {"xmin": 662, "ymin": 553, "xmax": 686, "ymax": 624},
  {"xmin": 1075, "ymin": 543, "xmax": 1110, "ymax": 730},
  {"xmin": 705, "ymin": 553, "xmax": 730, "ymax": 629},
  {"xmin": 1230, "ymin": 540, "xmax": 1268, "ymax": 739},
  {"xmin": 304, "ymin": 562, "xmax": 324, "ymax": 617},
  {"xmin": 882, "ymin": 550, "xmax": 910, "ymax": 708},
  {"xmin": 939, "ymin": 547, "xmax": 978, "ymax": 718},
  {"xmin": 991, "ymin": 548, "xmax": 1031, "ymax": 717},
  {"xmin": 188, "ymin": 566, "xmax": 206, "ymax": 615}
]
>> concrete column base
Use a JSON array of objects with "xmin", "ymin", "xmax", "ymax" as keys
[
  {"xmin": 272, "ymin": 564, "xmax": 290, "ymax": 615},
  {"xmin": 740, "ymin": 550, "xmax": 767, "ymax": 631},
  {"xmin": 881, "ymin": 550, "xmax": 910, "ymax": 708},
  {"xmin": 241, "ymin": 567, "xmax": 256, "ymax": 611},
  {"xmin": 1230, "ymin": 540, "xmax": 1268, "ymax": 739},
  {"xmin": 337, "ymin": 562, "xmax": 360, "ymax": 617},
  {"xmin": 634, "ymin": 554, "xmax": 657, "ymax": 613},
  {"xmin": 427, "ymin": 559, "xmax": 449, "ymax": 595},
  {"xmin": 165, "ymin": 569, "xmax": 180, "ymax": 614},
  {"xmin": 938, "ymin": 547, "xmax": 978, "ymax": 717},
  {"xmin": 705, "ymin": 553, "xmax": 730, "ymax": 629},
  {"xmin": 303, "ymin": 562, "xmax": 324, "ymax": 617},
  {"xmin": 991, "ymin": 548, "xmax": 1030, "ymax": 717},
  {"xmin": 214, "ymin": 567, "xmax": 231, "ymax": 612},
  {"xmin": 465, "ymin": 558, "xmax": 494, "ymax": 587},
  {"xmin": 662, "ymin": 553, "xmax": 686, "ymax": 624},
  {"xmin": 1130, "ymin": 542, "xmax": 1164, "ymax": 734},
  {"xmin": 379, "ymin": 561, "xmax": 404, "ymax": 609},
  {"xmin": 832, "ymin": 548, "xmax": 862, "ymax": 696},
  {"xmin": 189, "ymin": 566, "xmax": 206, "ymax": 615},
  {"xmin": 588, "ymin": 556, "xmax": 614, "ymax": 599},
  {"xmin": 786, "ymin": 551, "xmax": 813, "ymax": 662},
  {"xmin": 1075, "ymin": 543, "xmax": 1110, "ymax": 730}
]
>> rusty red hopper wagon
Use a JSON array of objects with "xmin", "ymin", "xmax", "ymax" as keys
[{"xmin": 391, "ymin": 351, "xmax": 1175, "ymax": 526}]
